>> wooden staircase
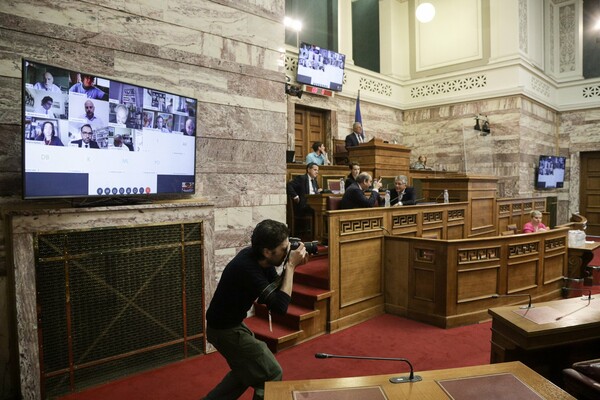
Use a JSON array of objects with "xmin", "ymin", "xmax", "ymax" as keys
[{"xmin": 244, "ymin": 252, "xmax": 332, "ymax": 353}]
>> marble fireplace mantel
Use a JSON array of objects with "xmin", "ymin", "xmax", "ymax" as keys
[{"xmin": 4, "ymin": 202, "xmax": 215, "ymax": 400}]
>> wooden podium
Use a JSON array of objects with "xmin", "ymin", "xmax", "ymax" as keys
[{"xmin": 347, "ymin": 138, "xmax": 411, "ymax": 179}]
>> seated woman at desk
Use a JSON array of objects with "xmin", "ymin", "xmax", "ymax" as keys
[
  {"xmin": 344, "ymin": 162, "xmax": 360, "ymax": 189},
  {"xmin": 522, "ymin": 210, "xmax": 548, "ymax": 233}
]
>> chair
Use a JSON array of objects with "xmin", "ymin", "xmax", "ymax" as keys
[
  {"xmin": 562, "ymin": 358, "xmax": 600, "ymax": 400},
  {"xmin": 327, "ymin": 196, "xmax": 342, "ymax": 211},
  {"xmin": 506, "ymin": 224, "xmax": 518, "ymax": 234},
  {"xmin": 333, "ymin": 140, "xmax": 348, "ymax": 165},
  {"xmin": 327, "ymin": 179, "xmax": 341, "ymax": 192},
  {"xmin": 286, "ymin": 196, "xmax": 313, "ymax": 240},
  {"xmin": 500, "ymin": 230, "xmax": 515, "ymax": 236}
]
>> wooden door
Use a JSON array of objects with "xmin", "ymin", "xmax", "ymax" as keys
[
  {"xmin": 580, "ymin": 152, "xmax": 600, "ymax": 235},
  {"xmin": 294, "ymin": 106, "xmax": 326, "ymax": 162}
]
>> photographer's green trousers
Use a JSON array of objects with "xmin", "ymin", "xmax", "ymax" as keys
[{"xmin": 204, "ymin": 322, "xmax": 283, "ymax": 400}]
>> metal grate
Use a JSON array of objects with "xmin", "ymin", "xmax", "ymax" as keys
[{"xmin": 35, "ymin": 222, "xmax": 204, "ymax": 398}]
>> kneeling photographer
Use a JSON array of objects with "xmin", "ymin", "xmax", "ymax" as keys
[{"xmin": 203, "ymin": 219, "xmax": 309, "ymax": 400}]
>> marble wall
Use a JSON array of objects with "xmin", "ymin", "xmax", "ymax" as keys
[{"xmin": 0, "ymin": 0, "xmax": 287, "ymax": 397}]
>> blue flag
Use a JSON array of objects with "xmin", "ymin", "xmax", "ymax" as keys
[
  {"xmin": 355, "ymin": 90, "xmax": 362, "ymax": 125},
  {"xmin": 355, "ymin": 91, "xmax": 365, "ymax": 141}
]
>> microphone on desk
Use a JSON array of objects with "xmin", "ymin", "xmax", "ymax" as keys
[
  {"xmin": 561, "ymin": 287, "xmax": 593, "ymax": 304},
  {"xmin": 434, "ymin": 191, "xmax": 446, "ymax": 202},
  {"xmin": 379, "ymin": 226, "xmax": 392, "ymax": 236},
  {"xmin": 491, "ymin": 293, "xmax": 533, "ymax": 309},
  {"xmin": 314, "ymin": 353, "xmax": 422, "ymax": 383}
]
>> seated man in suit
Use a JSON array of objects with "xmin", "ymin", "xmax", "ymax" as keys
[
  {"xmin": 71, "ymin": 124, "xmax": 100, "ymax": 148},
  {"xmin": 390, "ymin": 175, "xmax": 416, "ymax": 206},
  {"xmin": 287, "ymin": 163, "xmax": 322, "ymax": 218},
  {"xmin": 345, "ymin": 122, "xmax": 365, "ymax": 150},
  {"xmin": 340, "ymin": 172, "xmax": 382, "ymax": 209}
]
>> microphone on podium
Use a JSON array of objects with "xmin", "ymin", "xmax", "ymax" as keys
[
  {"xmin": 561, "ymin": 287, "xmax": 593, "ymax": 303},
  {"xmin": 491, "ymin": 293, "xmax": 533, "ymax": 309},
  {"xmin": 314, "ymin": 353, "xmax": 422, "ymax": 383}
]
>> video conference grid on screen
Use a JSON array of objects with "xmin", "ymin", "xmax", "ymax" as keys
[
  {"xmin": 296, "ymin": 42, "xmax": 345, "ymax": 92},
  {"xmin": 536, "ymin": 156, "xmax": 565, "ymax": 189},
  {"xmin": 22, "ymin": 60, "xmax": 197, "ymax": 199}
]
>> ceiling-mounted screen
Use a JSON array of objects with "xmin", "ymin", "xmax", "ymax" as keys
[
  {"xmin": 22, "ymin": 59, "xmax": 197, "ymax": 199},
  {"xmin": 296, "ymin": 42, "xmax": 345, "ymax": 92}
]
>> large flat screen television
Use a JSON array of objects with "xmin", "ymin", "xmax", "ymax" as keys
[
  {"xmin": 296, "ymin": 42, "xmax": 345, "ymax": 92},
  {"xmin": 22, "ymin": 59, "xmax": 197, "ymax": 199},
  {"xmin": 536, "ymin": 155, "xmax": 566, "ymax": 189}
]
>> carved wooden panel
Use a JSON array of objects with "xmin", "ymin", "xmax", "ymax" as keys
[
  {"xmin": 423, "ymin": 211, "xmax": 443, "ymax": 223},
  {"xmin": 392, "ymin": 214, "xmax": 417, "ymax": 228},
  {"xmin": 413, "ymin": 267, "xmax": 435, "ymax": 302},
  {"xmin": 339, "ymin": 239, "xmax": 382, "ymax": 307},
  {"xmin": 415, "ymin": 248, "xmax": 436, "ymax": 263},
  {"xmin": 448, "ymin": 209, "xmax": 465, "ymax": 220},
  {"xmin": 499, "ymin": 204, "xmax": 511, "ymax": 214},
  {"xmin": 507, "ymin": 260, "xmax": 538, "ymax": 292},
  {"xmin": 457, "ymin": 247, "xmax": 500, "ymax": 263},
  {"xmin": 457, "ymin": 267, "xmax": 499, "ymax": 302},
  {"xmin": 340, "ymin": 217, "xmax": 383, "ymax": 235},
  {"xmin": 508, "ymin": 242, "xmax": 539, "ymax": 257},
  {"xmin": 544, "ymin": 253, "xmax": 567, "ymax": 284},
  {"xmin": 545, "ymin": 237, "xmax": 566, "ymax": 250}
]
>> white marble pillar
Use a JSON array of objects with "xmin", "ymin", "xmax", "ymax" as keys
[
  {"xmin": 379, "ymin": 0, "xmax": 410, "ymax": 80},
  {"xmin": 338, "ymin": 0, "xmax": 354, "ymax": 64}
]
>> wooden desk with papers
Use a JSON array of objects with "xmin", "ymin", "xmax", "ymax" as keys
[{"xmin": 265, "ymin": 361, "xmax": 574, "ymax": 399}]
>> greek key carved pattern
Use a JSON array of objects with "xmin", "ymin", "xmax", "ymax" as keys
[
  {"xmin": 416, "ymin": 248, "xmax": 435, "ymax": 263},
  {"xmin": 457, "ymin": 247, "xmax": 500, "ymax": 263},
  {"xmin": 523, "ymin": 202, "xmax": 533, "ymax": 211},
  {"xmin": 499, "ymin": 204, "xmax": 510, "ymax": 213},
  {"xmin": 545, "ymin": 237, "xmax": 566, "ymax": 250},
  {"xmin": 392, "ymin": 214, "xmax": 417, "ymax": 228},
  {"xmin": 513, "ymin": 203, "xmax": 522, "ymax": 212},
  {"xmin": 423, "ymin": 211, "xmax": 443, "ymax": 223},
  {"xmin": 509, "ymin": 242, "xmax": 539, "ymax": 256},
  {"xmin": 534, "ymin": 201, "xmax": 545, "ymax": 209},
  {"xmin": 448, "ymin": 209, "xmax": 465, "ymax": 220},
  {"xmin": 340, "ymin": 218, "xmax": 382, "ymax": 234}
]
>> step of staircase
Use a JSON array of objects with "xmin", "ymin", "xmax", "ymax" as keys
[
  {"xmin": 291, "ymin": 282, "xmax": 333, "ymax": 309},
  {"xmin": 244, "ymin": 316, "xmax": 302, "ymax": 353},
  {"xmin": 254, "ymin": 302, "xmax": 320, "ymax": 327}
]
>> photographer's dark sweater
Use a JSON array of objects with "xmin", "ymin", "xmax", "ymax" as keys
[{"xmin": 206, "ymin": 247, "xmax": 291, "ymax": 329}]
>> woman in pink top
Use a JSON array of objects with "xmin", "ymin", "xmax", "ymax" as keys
[{"xmin": 522, "ymin": 210, "xmax": 548, "ymax": 233}]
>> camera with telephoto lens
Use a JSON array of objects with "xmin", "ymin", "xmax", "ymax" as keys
[{"xmin": 289, "ymin": 237, "xmax": 319, "ymax": 255}]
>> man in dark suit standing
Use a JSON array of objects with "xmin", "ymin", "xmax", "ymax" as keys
[
  {"xmin": 287, "ymin": 163, "xmax": 321, "ymax": 217},
  {"xmin": 71, "ymin": 124, "xmax": 100, "ymax": 148},
  {"xmin": 345, "ymin": 121, "xmax": 365, "ymax": 150},
  {"xmin": 390, "ymin": 175, "xmax": 416, "ymax": 206},
  {"xmin": 340, "ymin": 173, "xmax": 382, "ymax": 209}
]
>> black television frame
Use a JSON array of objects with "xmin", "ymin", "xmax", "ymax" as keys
[
  {"xmin": 535, "ymin": 155, "xmax": 566, "ymax": 189},
  {"xmin": 296, "ymin": 42, "xmax": 346, "ymax": 92},
  {"xmin": 21, "ymin": 59, "xmax": 198, "ymax": 200}
]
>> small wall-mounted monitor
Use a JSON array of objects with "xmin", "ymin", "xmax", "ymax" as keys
[
  {"xmin": 296, "ymin": 42, "xmax": 345, "ymax": 92},
  {"xmin": 535, "ymin": 155, "xmax": 566, "ymax": 189}
]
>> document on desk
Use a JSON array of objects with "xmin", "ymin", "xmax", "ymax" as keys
[
  {"xmin": 512, "ymin": 306, "xmax": 563, "ymax": 324},
  {"xmin": 437, "ymin": 373, "xmax": 543, "ymax": 400},
  {"xmin": 293, "ymin": 386, "xmax": 387, "ymax": 400}
]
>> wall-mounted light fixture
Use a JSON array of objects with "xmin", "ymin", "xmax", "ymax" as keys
[
  {"xmin": 474, "ymin": 114, "xmax": 490, "ymax": 136},
  {"xmin": 284, "ymin": 16, "xmax": 303, "ymax": 47},
  {"xmin": 416, "ymin": 2, "xmax": 436, "ymax": 23}
]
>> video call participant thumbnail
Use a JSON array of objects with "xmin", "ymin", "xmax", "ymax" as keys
[
  {"xmin": 70, "ymin": 74, "xmax": 108, "ymax": 100},
  {"xmin": 71, "ymin": 124, "xmax": 99, "ymax": 148},
  {"xmin": 36, "ymin": 121, "xmax": 63, "ymax": 146}
]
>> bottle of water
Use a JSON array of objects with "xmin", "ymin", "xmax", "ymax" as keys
[
  {"xmin": 443, "ymin": 189, "xmax": 449, "ymax": 204},
  {"xmin": 339, "ymin": 178, "xmax": 345, "ymax": 194},
  {"xmin": 384, "ymin": 190, "xmax": 391, "ymax": 207}
]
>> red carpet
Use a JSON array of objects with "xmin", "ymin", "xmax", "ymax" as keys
[{"xmin": 59, "ymin": 315, "xmax": 492, "ymax": 400}]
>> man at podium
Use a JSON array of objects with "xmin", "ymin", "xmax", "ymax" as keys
[{"xmin": 345, "ymin": 121, "xmax": 365, "ymax": 149}]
